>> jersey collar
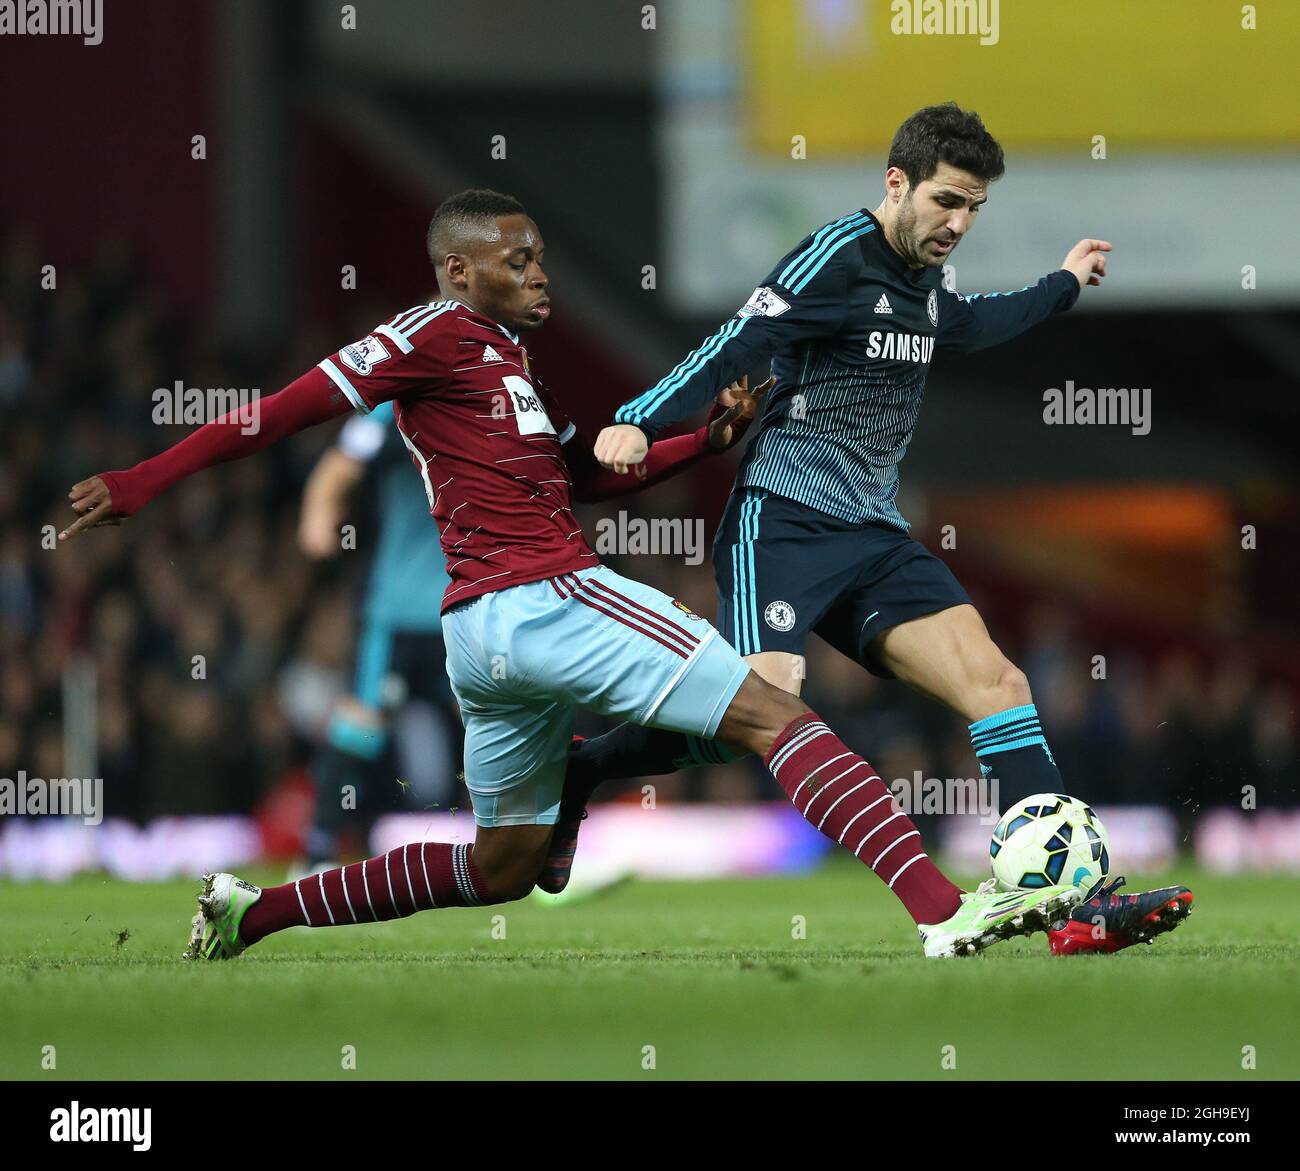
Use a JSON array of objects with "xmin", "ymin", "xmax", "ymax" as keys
[
  {"xmin": 862, "ymin": 208, "xmax": 935, "ymax": 285},
  {"xmin": 456, "ymin": 301, "xmax": 520, "ymax": 346}
]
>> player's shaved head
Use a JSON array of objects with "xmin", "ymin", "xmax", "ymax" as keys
[{"xmin": 427, "ymin": 188, "xmax": 528, "ymax": 267}]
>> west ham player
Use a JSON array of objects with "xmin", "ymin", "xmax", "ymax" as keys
[
  {"xmin": 577, "ymin": 107, "xmax": 1194, "ymax": 955},
  {"xmin": 62, "ymin": 189, "xmax": 1085, "ymax": 959},
  {"xmin": 294, "ymin": 400, "xmax": 458, "ymax": 873}
]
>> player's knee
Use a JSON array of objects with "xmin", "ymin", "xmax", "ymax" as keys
[
  {"xmin": 984, "ymin": 660, "xmax": 1032, "ymax": 713},
  {"xmin": 719, "ymin": 672, "xmax": 808, "ymax": 755}
]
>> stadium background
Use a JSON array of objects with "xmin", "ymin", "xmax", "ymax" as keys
[{"xmin": 2, "ymin": 0, "xmax": 1298, "ymax": 885}]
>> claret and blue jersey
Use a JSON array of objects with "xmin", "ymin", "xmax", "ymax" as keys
[{"xmin": 616, "ymin": 207, "xmax": 1080, "ymax": 530}]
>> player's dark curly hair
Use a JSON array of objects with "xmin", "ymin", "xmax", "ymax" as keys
[
  {"xmin": 427, "ymin": 188, "xmax": 528, "ymax": 265},
  {"xmin": 887, "ymin": 103, "xmax": 1005, "ymax": 188}
]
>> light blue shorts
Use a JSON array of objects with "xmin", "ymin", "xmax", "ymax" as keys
[{"xmin": 442, "ymin": 565, "xmax": 751, "ymax": 827}]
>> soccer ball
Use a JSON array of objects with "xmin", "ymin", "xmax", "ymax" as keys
[{"xmin": 989, "ymin": 793, "xmax": 1110, "ymax": 899}]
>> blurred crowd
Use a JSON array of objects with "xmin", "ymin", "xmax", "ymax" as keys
[
  {"xmin": 1, "ymin": 229, "xmax": 1296, "ymax": 830},
  {"xmin": 0, "ymin": 227, "xmax": 351, "ymax": 821}
]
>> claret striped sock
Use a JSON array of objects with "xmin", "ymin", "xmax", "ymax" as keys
[
  {"xmin": 240, "ymin": 843, "xmax": 500, "ymax": 945},
  {"xmin": 765, "ymin": 712, "xmax": 963, "ymax": 925}
]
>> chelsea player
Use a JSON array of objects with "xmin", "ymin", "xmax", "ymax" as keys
[{"xmin": 563, "ymin": 105, "xmax": 1192, "ymax": 954}]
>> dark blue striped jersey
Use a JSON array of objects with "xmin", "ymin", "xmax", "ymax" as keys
[{"xmin": 615, "ymin": 208, "xmax": 1080, "ymax": 528}]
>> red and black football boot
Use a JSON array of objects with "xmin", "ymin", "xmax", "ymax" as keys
[
  {"xmin": 1047, "ymin": 876, "xmax": 1194, "ymax": 955},
  {"xmin": 537, "ymin": 736, "xmax": 589, "ymax": 895}
]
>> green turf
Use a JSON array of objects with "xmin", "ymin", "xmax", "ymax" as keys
[{"xmin": 1, "ymin": 863, "xmax": 1296, "ymax": 1080}]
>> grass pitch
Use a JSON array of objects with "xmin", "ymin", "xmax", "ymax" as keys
[{"xmin": 1, "ymin": 863, "xmax": 1296, "ymax": 1080}]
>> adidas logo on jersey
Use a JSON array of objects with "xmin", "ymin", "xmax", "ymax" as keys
[
  {"xmin": 482, "ymin": 344, "xmax": 504, "ymax": 363},
  {"xmin": 874, "ymin": 293, "xmax": 893, "ymax": 315}
]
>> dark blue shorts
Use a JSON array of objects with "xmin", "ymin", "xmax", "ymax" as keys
[{"xmin": 713, "ymin": 488, "xmax": 971, "ymax": 677}]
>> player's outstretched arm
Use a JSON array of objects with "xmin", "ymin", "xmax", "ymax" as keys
[
  {"xmin": 60, "ymin": 367, "xmax": 353, "ymax": 542},
  {"xmin": 576, "ymin": 376, "xmax": 770, "ymax": 499},
  {"xmin": 607, "ymin": 229, "xmax": 854, "ymax": 455},
  {"xmin": 936, "ymin": 238, "xmax": 1111, "ymax": 354}
]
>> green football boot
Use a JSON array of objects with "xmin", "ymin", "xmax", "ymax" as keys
[
  {"xmin": 182, "ymin": 872, "xmax": 262, "ymax": 961},
  {"xmin": 918, "ymin": 878, "xmax": 1083, "ymax": 958}
]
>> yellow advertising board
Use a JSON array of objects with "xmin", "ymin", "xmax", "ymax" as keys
[{"xmin": 744, "ymin": 0, "xmax": 1300, "ymax": 153}]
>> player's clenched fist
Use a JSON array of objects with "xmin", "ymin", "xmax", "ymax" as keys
[
  {"xmin": 1061, "ymin": 239, "xmax": 1112, "ymax": 289},
  {"xmin": 597, "ymin": 374, "xmax": 774, "ymax": 473},
  {"xmin": 594, "ymin": 423, "xmax": 649, "ymax": 474}
]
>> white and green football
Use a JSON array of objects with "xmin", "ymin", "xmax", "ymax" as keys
[{"xmin": 989, "ymin": 793, "xmax": 1110, "ymax": 900}]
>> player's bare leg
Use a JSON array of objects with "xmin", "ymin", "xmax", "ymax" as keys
[
  {"xmin": 471, "ymin": 824, "xmax": 556, "ymax": 900},
  {"xmin": 185, "ymin": 823, "xmax": 552, "ymax": 959},
  {"xmin": 743, "ymin": 650, "xmax": 805, "ymax": 697},
  {"xmin": 872, "ymin": 603, "xmax": 1055, "ymax": 810},
  {"xmin": 871, "ymin": 603, "xmax": 1027, "ymax": 722}
]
